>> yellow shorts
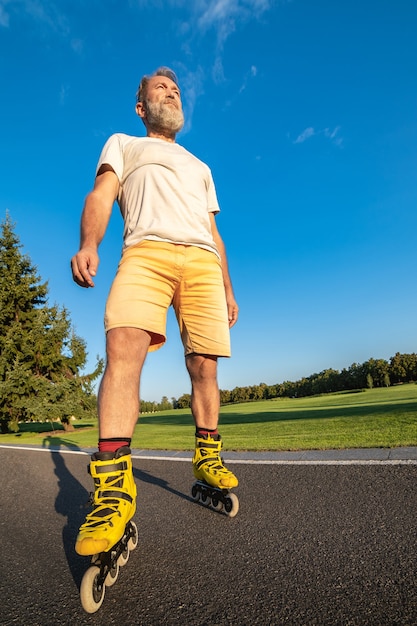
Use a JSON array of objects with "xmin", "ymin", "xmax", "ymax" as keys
[{"xmin": 104, "ymin": 240, "xmax": 231, "ymax": 357}]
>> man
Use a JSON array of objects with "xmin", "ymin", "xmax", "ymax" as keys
[{"xmin": 71, "ymin": 67, "xmax": 239, "ymax": 556}]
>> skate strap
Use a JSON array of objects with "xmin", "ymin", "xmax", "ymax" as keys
[
  {"xmin": 197, "ymin": 441, "xmax": 219, "ymax": 450},
  {"xmin": 195, "ymin": 456, "xmax": 224, "ymax": 471},
  {"xmin": 94, "ymin": 460, "xmax": 128, "ymax": 474},
  {"xmin": 97, "ymin": 489, "xmax": 134, "ymax": 504}
]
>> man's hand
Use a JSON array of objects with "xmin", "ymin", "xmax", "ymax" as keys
[
  {"xmin": 227, "ymin": 294, "xmax": 239, "ymax": 328},
  {"xmin": 71, "ymin": 247, "xmax": 99, "ymax": 288}
]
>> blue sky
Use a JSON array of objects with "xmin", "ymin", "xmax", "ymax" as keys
[{"xmin": 1, "ymin": 0, "xmax": 416, "ymax": 402}]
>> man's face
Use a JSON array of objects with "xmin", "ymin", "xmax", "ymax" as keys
[{"xmin": 138, "ymin": 75, "xmax": 184, "ymax": 134}]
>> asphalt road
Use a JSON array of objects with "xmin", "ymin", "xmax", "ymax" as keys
[{"xmin": 0, "ymin": 444, "xmax": 416, "ymax": 625}]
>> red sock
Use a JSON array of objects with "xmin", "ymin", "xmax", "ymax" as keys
[
  {"xmin": 196, "ymin": 428, "xmax": 218, "ymax": 438},
  {"xmin": 98, "ymin": 438, "xmax": 131, "ymax": 453}
]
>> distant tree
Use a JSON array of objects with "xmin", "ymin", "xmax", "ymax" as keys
[
  {"xmin": 176, "ymin": 393, "xmax": 191, "ymax": 409},
  {"xmin": 344, "ymin": 362, "xmax": 367, "ymax": 389},
  {"xmin": 265, "ymin": 383, "xmax": 283, "ymax": 399},
  {"xmin": 0, "ymin": 213, "xmax": 103, "ymax": 433},
  {"xmin": 230, "ymin": 386, "xmax": 247, "ymax": 403},
  {"xmin": 319, "ymin": 368, "xmax": 341, "ymax": 394},
  {"xmin": 259, "ymin": 382, "xmax": 269, "ymax": 399},
  {"xmin": 220, "ymin": 388, "xmax": 231, "ymax": 404},
  {"xmin": 248, "ymin": 385, "xmax": 264, "ymax": 401},
  {"xmin": 280, "ymin": 380, "xmax": 297, "ymax": 398},
  {"xmin": 389, "ymin": 352, "xmax": 417, "ymax": 384},
  {"xmin": 140, "ymin": 400, "xmax": 157, "ymax": 413},
  {"xmin": 389, "ymin": 352, "xmax": 407, "ymax": 383},
  {"xmin": 159, "ymin": 396, "xmax": 172, "ymax": 411},
  {"xmin": 365, "ymin": 358, "xmax": 390, "ymax": 387}
]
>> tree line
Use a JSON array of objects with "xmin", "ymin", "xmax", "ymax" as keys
[
  {"xmin": 219, "ymin": 352, "xmax": 416, "ymax": 404},
  {"xmin": 144, "ymin": 352, "xmax": 417, "ymax": 411}
]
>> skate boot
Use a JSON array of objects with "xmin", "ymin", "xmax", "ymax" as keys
[
  {"xmin": 191, "ymin": 434, "xmax": 239, "ymax": 517},
  {"xmin": 78, "ymin": 446, "xmax": 139, "ymax": 613},
  {"xmin": 76, "ymin": 446, "xmax": 137, "ymax": 556}
]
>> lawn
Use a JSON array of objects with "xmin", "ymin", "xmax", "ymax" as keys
[{"xmin": 1, "ymin": 383, "xmax": 416, "ymax": 452}]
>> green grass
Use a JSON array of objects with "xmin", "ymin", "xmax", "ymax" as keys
[{"xmin": 1, "ymin": 384, "xmax": 416, "ymax": 451}]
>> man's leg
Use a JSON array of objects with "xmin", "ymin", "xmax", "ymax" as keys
[
  {"xmin": 98, "ymin": 327, "xmax": 151, "ymax": 439},
  {"xmin": 186, "ymin": 353, "xmax": 238, "ymax": 489},
  {"xmin": 75, "ymin": 327, "xmax": 151, "ymax": 556},
  {"xmin": 185, "ymin": 353, "xmax": 220, "ymax": 430}
]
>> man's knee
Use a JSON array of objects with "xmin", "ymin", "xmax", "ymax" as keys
[
  {"xmin": 106, "ymin": 327, "xmax": 151, "ymax": 363},
  {"xmin": 186, "ymin": 354, "xmax": 218, "ymax": 382}
]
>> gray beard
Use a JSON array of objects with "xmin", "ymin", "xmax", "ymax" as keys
[{"xmin": 145, "ymin": 99, "xmax": 184, "ymax": 134}]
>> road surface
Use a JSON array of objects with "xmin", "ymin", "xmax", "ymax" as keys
[{"xmin": 0, "ymin": 444, "xmax": 416, "ymax": 625}]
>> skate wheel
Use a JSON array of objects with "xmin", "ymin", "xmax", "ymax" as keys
[
  {"xmin": 80, "ymin": 565, "xmax": 105, "ymax": 613},
  {"xmin": 191, "ymin": 483, "xmax": 200, "ymax": 502},
  {"xmin": 224, "ymin": 493, "xmax": 239, "ymax": 518},
  {"xmin": 105, "ymin": 561, "xmax": 119, "ymax": 587},
  {"xmin": 117, "ymin": 546, "xmax": 129, "ymax": 567},
  {"xmin": 200, "ymin": 490, "xmax": 210, "ymax": 506},
  {"xmin": 128, "ymin": 521, "xmax": 138, "ymax": 551},
  {"xmin": 211, "ymin": 497, "xmax": 223, "ymax": 512}
]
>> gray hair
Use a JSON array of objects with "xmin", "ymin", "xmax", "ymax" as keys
[{"xmin": 136, "ymin": 67, "xmax": 180, "ymax": 103}]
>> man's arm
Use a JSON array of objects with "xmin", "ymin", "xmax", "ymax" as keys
[
  {"xmin": 209, "ymin": 213, "xmax": 239, "ymax": 328},
  {"xmin": 71, "ymin": 167, "xmax": 120, "ymax": 288}
]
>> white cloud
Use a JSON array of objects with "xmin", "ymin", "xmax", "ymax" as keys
[
  {"xmin": 197, "ymin": 0, "xmax": 238, "ymax": 45},
  {"xmin": 294, "ymin": 127, "xmax": 316, "ymax": 144},
  {"xmin": 59, "ymin": 83, "xmax": 69, "ymax": 106},
  {"xmin": 239, "ymin": 64, "xmax": 258, "ymax": 93},
  {"xmin": 0, "ymin": 1, "xmax": 10, "ymax": 27},
  {"xmin": 132, "ymin": 0, "xmax": 274, "ymax": 82},
  {"xmin": 212, "ymin": 55, "xmax": 226, "ymax": 84},
  {"xmin": 176, "ymin": 64, "xmax": 205, "ymax": 134},
  {"xmin": 0, "ymin": 0, "xmax": 73, "ymax": 44},
  {"xmin": 70, "ymin": 38, "xmax": 83, "ymax": 55},
  {"xmin": 324, "ymin": 126, "xmax": 343, "ymax": 146},
  {"xmin": 195, "ymin": 0, "xmax": 273, "ymax": 50},
  {"xmin": 161, "ymin": 1, "xmax": 274, "ymax": 123},
  {"xmin": 1, "ymin": 0, "xmax": 64, "ymax": 30},
  {"xmin": 294, "ymin": 125, "xmax": 343, "ymax": 147}
]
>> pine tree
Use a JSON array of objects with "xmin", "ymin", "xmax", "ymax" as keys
[{"xmin": 0, "ymin": 213, "xmax": 103, "ymax": 433}]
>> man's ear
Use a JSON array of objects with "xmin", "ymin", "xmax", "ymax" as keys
[{"xmin": 136, "ymin": 101, "xmax": 146, "ymax": 119}]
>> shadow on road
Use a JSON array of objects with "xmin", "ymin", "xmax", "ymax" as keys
[
  {"xmin": 133, "ymin": 465, "xmax": 193, "ymax": 504},
  {"xmin": 42, "ymin": 438, "xmax": 194, "ymax": 590},
  {"xmin": 42, "ymin": 436, "xmax": 89, "ymax": 589}
]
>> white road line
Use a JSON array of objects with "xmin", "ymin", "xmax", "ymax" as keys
[
  {"xmin": 227, "ymin": 459, "xmax": 417, "ymax": 465},
  {"xmin": 1, "ymin": 444, "xmax": 416, "ymax": 465},
  {"xmin": 0, "ymin": 444, "xmax": 89, "ymax": 455}
]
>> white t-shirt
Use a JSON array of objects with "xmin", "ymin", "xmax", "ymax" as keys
[{"xmin": 96, "ymin": 133, "xmax": 220, "ymax": 256}]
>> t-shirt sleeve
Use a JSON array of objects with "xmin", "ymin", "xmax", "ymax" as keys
[
  {"xmin": 96, "ymin": 134, "xmax": 124, "ymax": 181},
  {"xmin": 207, "ymin": 170, "xmax": 220, "ymax": 214}
]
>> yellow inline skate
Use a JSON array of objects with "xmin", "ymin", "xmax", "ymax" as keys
[
  {"xmin": 191, "ymin": 433, "xmax": 239, "ymax": 517},
  {"xmin": 77, "ymin": 446, "xmax": 138, "ymax": 613}
]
